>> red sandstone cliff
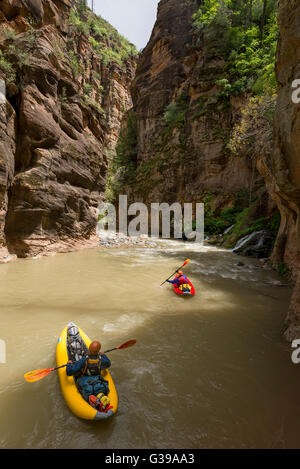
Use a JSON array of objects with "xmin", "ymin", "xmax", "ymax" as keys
[{"xmin": 0, "ymin": 0, "xmax": 136, "ymax": 258}]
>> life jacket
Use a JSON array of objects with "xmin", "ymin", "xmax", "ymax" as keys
[
  {"xmin": 81, "ymin": 356, "xmax": 102, "ymax": 377},
  {"xmin": 177, "ymin": 275, "xmax": 188, "ymax": 286}
]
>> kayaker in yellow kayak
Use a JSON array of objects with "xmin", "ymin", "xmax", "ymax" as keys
[{"xmin": 66, "ymin": 340, "xmax": 112, "ymax": 413}]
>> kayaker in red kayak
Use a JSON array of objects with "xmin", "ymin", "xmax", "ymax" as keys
[
  {"xmin": 167, "ymin": 271, "xmax": 195, "ymax": 295},
  {"xmin": 167, "ymin": 271, "xmax": 187, "ymax": 288}
]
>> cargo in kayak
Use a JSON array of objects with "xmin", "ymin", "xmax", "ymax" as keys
[{"xmin": 173, "ymin": 277, "xmax": 195, "ymax": 296}]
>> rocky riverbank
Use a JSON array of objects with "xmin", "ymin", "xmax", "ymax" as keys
[{"xmin": 98, "ymin": 230, "xmax": 157, "ymax": 249}]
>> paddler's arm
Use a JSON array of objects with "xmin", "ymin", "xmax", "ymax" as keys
[
  {"xmin": 100, "ymin": 353, "xmax": 111, "ymax": 370},
  {"xmin": 167, "ymin": 279, "xmax": 178, "ymax": 285},
  {"xmin": 66, "ymin": 357, "xmax": 87, "ymax": 376}
]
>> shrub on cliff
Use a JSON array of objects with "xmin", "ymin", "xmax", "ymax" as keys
[
  {"xmin": 0, "ymin": 31, "xmax": 38, "ymax": 85},
  {"xmin": 164, "ymin": 94, "xmax": 189, "ymax": 130},
  {"xmin": 69, "ymin": 2, "xmax": 138, "ymax": 67},
  {"xmin": 0, "ymin": 51, "xmax": 15, "ymax": 84},
  {"xmin": 193, "ymin": 0, "xmax": 278, "ymax": 96},
  {"xmin": 228, "ymin": 95, "xmax": 275, "ymax": 157}
]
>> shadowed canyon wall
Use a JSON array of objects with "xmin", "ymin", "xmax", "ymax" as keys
[
  {"xmin": 110, "ymin": 0, "xmax": 276, "ymax": 224},
  {"xmin": 0, "ymin": 0, "xmax": 136, "ymax": 258}
]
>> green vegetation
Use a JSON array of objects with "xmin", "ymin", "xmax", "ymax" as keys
[
  {"xmin": 0, "ymin": 50, "xmax": 15, "ymax": 84},
  {"xmin": 203, "ymin": 206, "xmax": 239, "ymax": 235},
  {"xmin": 106, "ymin": 112, "xmax": 138, "ymax": 202},
  {"xmin": 230, "ymin": 210, "xmax": 279, "ymax": 240},
  {"xmin": 83, "ymin": 95, "xmax": 106, "ymax": 115},
  {"xmin": 27, "ymin": 13, "xmax": 39, "ymax": 27},
  {"xmin": 193, "ymin": 190, "xmax": 280, "ymax": 249},
  {"xmin": 68, "ymin": 50, "xmax": 81, "ymax": 79},
  {"xmin": 53, "ymin": 40, "xmax": 65, "ymax": 60},
  {"xmin": 193, "ymin": 0, "xmax": 278, "ymax": 96},
  {"xmin": 0, "ymin": 32, "xmax": 36, "ymax": 84},
  {"xmin": 114, "ymin": 112, "xmax": 138, "ymax": 174},
  {"xmin": 83, "ymin": 83, "xmax": 93, "ymax": 94},
  {"xmin": 164, "ymin": 94, "xmax": 189, "ymax": 130},
  {"xmin": 3, "ymin": 30, "xmax": 18, "ymax": 40},
  {"xmin": 228, "ymin": 95, "xmax": 276, "ymax": 156},
  {"xmin": 7, "ymin": 43, "xmax": 30, "ymax": 66},
  {"xmin": 69, "ymin": 1, "xmax": 138, "ymax": 67},
  {"xmin": 193, "ymin": 96, "xmax": 209, "ymax": 118}
]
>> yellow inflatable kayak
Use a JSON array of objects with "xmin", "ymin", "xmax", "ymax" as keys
[{"xmin": 56, "ymin": 323, "xmax": 118, "ymax": 420}]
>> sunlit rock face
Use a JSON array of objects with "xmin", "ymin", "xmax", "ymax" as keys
[{"xmin": 0, "ymin": 0, "xmax": 136, "ymax": 257}]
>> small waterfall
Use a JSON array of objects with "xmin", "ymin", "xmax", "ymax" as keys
[{"xmin": 232, "ymin": 230, "xmax": 273, "ymax": 258}]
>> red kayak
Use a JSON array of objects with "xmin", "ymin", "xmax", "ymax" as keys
[{"xmin": 173, "ymin": 277, "xmax": 195, "ymax": 297}]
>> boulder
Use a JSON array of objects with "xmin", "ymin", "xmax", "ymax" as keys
[{"xmin": 233, "ymin": 230, "xmax": 273, "ymax": 259}]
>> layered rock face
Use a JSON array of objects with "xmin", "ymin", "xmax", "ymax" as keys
[
  {"xmin": 273, "ymin": 0, "xmax": 300, "ymax": 340},
  {"xmin": 0, "ymin": 0, "xmax": 136, "ymax": 258},
  {"xmin": 0, "ymin": 100, "xmax": 15, "ymax": 258},
  {"xmin": 123, "ymin": 0, "xmax": 270, "ymax": 211}
]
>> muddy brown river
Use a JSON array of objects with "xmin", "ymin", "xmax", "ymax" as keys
[{"xmin": 0, "ymin": 240, "xmax": 298, "ymax": 449}]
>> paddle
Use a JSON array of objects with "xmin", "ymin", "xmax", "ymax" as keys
[
  {"xmin": 24, "ymin": 339, "xmax": 137, "ymax": 383},
  {"xmin": 160, "ymin": 259, "xmax": 191, "ymax": 287},
  {"xmin": 104, "ymin": 339, "xmax": 137, "ymax": 354}
]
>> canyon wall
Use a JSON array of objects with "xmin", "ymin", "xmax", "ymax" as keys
[
  {"xmin": 0, "ymin": 0, "xmax": 136, "ymax": 258},
  {"xmin": 119, "ymin": 0, "xmax": 271, "ymax": 207},
  {"xmin": 273, "ymin": 0, "xmax": 300, "ymax": 340}
]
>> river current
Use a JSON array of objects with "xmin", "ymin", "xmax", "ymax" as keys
[{"xmin": 0, "ymin": 240, "xmax": 298, "ymax": 449}]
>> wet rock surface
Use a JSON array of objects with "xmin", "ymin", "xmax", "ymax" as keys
[{"xmin": 232, "ymin": 230, "xmax": 273, "ymax": 259}]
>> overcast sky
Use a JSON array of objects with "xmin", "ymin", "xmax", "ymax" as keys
[{"xmin": 88, "ymin": 0, "xmax": 160, "ymax": 50}]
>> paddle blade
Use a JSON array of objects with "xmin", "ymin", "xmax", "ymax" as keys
[
  {"xmin": 182, "ymin": 259, "xmax": 191, "ymax": 267},
  {"xmin": 24, "ymin": 368, "xmax": 53, "ymax": 383},
  {"xmin": 117, "ymin": 339, "xmax": 137, "ymax": 350}
]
